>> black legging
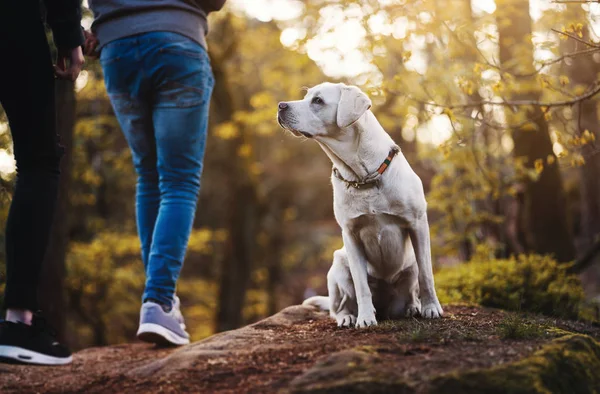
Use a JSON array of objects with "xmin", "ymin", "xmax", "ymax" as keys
[{"xmin": 0, "ymin": 2, "xmax": 64, "ymax": 311}]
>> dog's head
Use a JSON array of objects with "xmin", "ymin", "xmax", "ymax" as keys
[{"xmin": 277, "ymin": 82, "xmax": 372, "ymax": 141}]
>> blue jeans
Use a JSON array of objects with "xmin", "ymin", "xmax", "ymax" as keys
[{"xmin": 101, "ymin": 32, "xmax": 214, "ymax": 307}]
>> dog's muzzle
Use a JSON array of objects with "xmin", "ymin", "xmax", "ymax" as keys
[{"xmin": 277, "ymin": 102, "xmax": 312, "ymax": 138}]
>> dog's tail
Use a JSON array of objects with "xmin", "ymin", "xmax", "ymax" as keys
[{"xmin": 302, "ymin": 296, "xmax": 330, "ymax": 311}]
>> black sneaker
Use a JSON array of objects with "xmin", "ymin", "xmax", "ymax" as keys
[{"xmin": 0, "ymin": 313, "xmax": 72, "ymax": 365}]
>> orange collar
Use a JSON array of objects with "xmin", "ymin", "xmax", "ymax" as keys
[{"xmin": 332, "ymin": 146, "xmax": 400, "ymax": 189}]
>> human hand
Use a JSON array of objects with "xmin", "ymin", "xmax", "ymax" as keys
[
  {"xmin": 54, "ymin": 46, "xmax": 85, "ymax": 81},
  {"xmin": 83, "ymin": 30, "xmax": 99, "ymax": 59}
]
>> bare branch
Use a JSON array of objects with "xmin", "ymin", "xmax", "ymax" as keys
[
  {"xmin": 443, "ymin": 22, "xmax": 600, "ymax": 78},
  {"xmin": 552, "ymin": 1, "xmax": 600, "ymax": 3},
  {"xmin": 406, "ymin": 80, "xmax": 600, "ymax": 110},
  {"xmin": 551, "ymin": 28, "xmax": 600, "ymax": 48},
  {"xmin": 520, "ymin": 47, "xmax": 600, "ymax": 77}
]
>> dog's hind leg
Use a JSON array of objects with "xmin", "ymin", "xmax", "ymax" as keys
[
  {"xmin": 389, "ymin": 263, "xmax": 421, "ymax": 319},
  {"xmin": 328, "ymin": 248, "xmax": 358, "ymax": 327}
]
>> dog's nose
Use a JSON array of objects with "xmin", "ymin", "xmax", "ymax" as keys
[{"xmin": 278, "ymin": 102, "xmax": 288, "ymax": 111}]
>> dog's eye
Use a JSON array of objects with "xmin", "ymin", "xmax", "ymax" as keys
[{"xmin": 312, "ymin": 97, "xmax": 324, "ymax": 105}]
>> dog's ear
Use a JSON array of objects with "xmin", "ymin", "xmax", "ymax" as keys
[{"xmin": 336, "ymin": 85, "xmax": 372, "ymax": 128}]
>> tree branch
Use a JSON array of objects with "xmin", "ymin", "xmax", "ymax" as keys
[
  {"xmin": 406, "ymin": 80, "xmax": 600, "ymax": 110},
  {"xmin": 551, "ymin": 28, "xmax": 600, "ymax": 48},
  {"xmin": 520, "ymin": 47, "xmax": 600, "ymax": 78},
  {"xmin": 552, "ymin": 1, "xmax": 600, "ymax": 3},
  {"xmin": 442, "ymin": 21, "xmax": 600, "ymax": 78}
]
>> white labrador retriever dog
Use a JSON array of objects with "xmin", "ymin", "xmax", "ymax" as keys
[{"xmin": 277, "ymin": 82, "xmax": 443, "ymax": 328}]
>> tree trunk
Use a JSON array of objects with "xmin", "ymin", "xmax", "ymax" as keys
[
  {"xmin": 563, "ymin": 6, "xmax": 600, "ymax": 248},
  {"xmin": 216, "ymin": 181, "xmax": 259, "ymax": 332},
  {"xmin": 265, "ymin": 203, "xmax": 284, "ymax": 317},
  {"xmin": 38, "ymin": 80, "xmax": 75, "ymax": 343},
  {"xmin": 210, "ymin": 23, "xmax": 259, "ymax": 332},
  {"xmin": 562, "ymin": 4, "xmax": 600, "ymax": 287},
  {"xmin": 496, "ymin": 0, "xmax": 575, "ymax": 262}
]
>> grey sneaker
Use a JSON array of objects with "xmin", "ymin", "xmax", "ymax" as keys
[
  {"xmin": 171, "ymin": 295, "xmax": 186, "ymax": 331},
  {"xmin": 136, "ymin": 296, "xmax": 190, "ymax": 346}
]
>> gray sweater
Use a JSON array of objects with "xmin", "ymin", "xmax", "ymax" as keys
[{"xmin": 89, "ymin": 0, "xmax": 226, "ymax": 49}]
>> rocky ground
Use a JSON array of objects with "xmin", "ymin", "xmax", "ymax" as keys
[{"xmin": 1, "ymin": 304, "xmax": 599, "ymax": 393}]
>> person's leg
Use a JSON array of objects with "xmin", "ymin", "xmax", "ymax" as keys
[
  {"xmin": 135, "ymin": 32, "xmax": 213, "ymax": 346},
  {"xmin": 100, "ymin": 37, "xmax": 159, "ymax": 273},
  {"xmin": 141, "ymin": 32, "xmax": 214, "ymax": 307},
  {"xmin": 100, "ymin": 34, "xmax": 193, "ymax": 346},
  {"xmin": 0, "ymin": 3, "xmax": 62, "ymax": 321},
  {"xmin": 0, "ymin": 3, "xmax": 72, "ymax": 366}
]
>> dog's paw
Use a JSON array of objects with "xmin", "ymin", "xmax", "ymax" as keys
[
  {"xmin": 405, "ymin": 303, "xmax": 421, "ymax": 318},
  {"xmin": 336, "ymin": 314, "xmax": 356, "ymax": 328},
  {"xmin": 421, "ymin": 300, "xmax": 443, "ymax": 319},
  {"xmin": 355, "ymin": 313, "xmax": 377, "ymax": 328}
]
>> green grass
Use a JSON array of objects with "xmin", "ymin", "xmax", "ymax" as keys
[{"xmin": 497, "ymin": 315, "xmax": 548, "ymax": 340}]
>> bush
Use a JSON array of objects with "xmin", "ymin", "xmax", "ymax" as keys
[{"xmin": 436, "ymin": 254, "xmax": 585, "ymax": 319}]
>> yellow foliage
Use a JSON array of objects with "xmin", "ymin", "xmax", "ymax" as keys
[
  {"xmin": 427, "ymin": 144, "xmax": 507, "ymax": 259},
  {"xmin": 441, "ymin": 108, "xmax": 456, "ymax": 123},
  {"xmin": 570, "ymin": 153, "xmax": 586, "ymax": 167},
  {"xmin": 457, "ymin": 77, "xmax": 475, "ymax": 96},
  {"xmin": 559, "ymin": 75, "xmax": 570, "ymax": 86},
  {"xmin": 238, "ymin": 144, "xmax": 253, "ymax": 158},
  {"xmin": 565, "ymin": 23, "xmax": 584, "ymax": 38},
  {"xmin": 214, "ymin": 122, "xmax": 239, "ymax": 140},
  {"xmin": 492, "ymin": 81, "xmax": 505, "ymax": 93},
  {"xmin": 250, "ymin": 91, "xmax": 276, "ymax": 109},
  {"xmin": 187, "ymin": 228, "xmax": 226, "ymax": 254},
  {"xmin": 581, "ymin": 129, "xmax": 596, "ymax": 143},
  {"xmin": 243, "ymin": 289, "xmax": 269, "ymax": 322},
  {"xmin": 534, "ymin": 159, "xmax": 544, "ymax": 174}
]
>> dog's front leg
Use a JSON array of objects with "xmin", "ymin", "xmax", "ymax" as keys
[
  {"xmin": 328, "ymin": 249, "xmax": 358, "ymax": 328},
  {"xmin": 409, "ymin": 213, "xmax": 443, "ymax": 318},
  {"xmin": 342, "ymin": 230, "xmax": 377, "ymax": 328}
]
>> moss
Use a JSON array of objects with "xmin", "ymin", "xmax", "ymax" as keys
[
  {"xmin": 497, "ymin": 315, "xmax": 549, "ymax": 340},
  {"xmin": 429, "ymin": 335, "xmax": 600, "ymax": 394},
  {"xmin": 544, "ymin": 326, "xmax": 575, "ymax": 338},
  {"xmin": 291, "ymin": 334, "xmax": 600, "ymax": 394},
  {"xmin": 579, "ymin": 299, "xmax": 600, "ymax": 323},
  {"xmin": 369, "ymin": 317, "xmax": 446, "ymax": 343},
  {"xmin": 289, "ymin": 349, "xmax": 415, "ymax": 394},
  {"xmin": 291, "ymin": 378, "xmax": 415, "ymax": 394},
  {"xmin": 436, "ymin": 254, "xmax": 585, "ymax": 319}
]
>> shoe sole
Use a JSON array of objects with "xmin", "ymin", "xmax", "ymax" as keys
[
  {"xmin": 0, "ymin": 345, "xmax": 72, "ymax": 366},
  {"xmin": 136, "ymin": 323, "xmax": 190, "ymax": 346}
]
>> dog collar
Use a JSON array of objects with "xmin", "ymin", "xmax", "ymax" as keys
[{"xmin": 332, "ymin": 146, "xmax": 400, "ymax": 190}]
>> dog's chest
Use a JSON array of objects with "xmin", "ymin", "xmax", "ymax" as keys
[
  {"xmin": 332, "ymin": 182, "xmax": 413, "ymax": 226},
  {"xmin": 346, "ymin": 213, "xmax": 414, "ymax": 280}
]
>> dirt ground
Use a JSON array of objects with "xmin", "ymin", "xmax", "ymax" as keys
[{"xmin": 0, "ymin": 305, "xmax": 598, "ymax": 394}]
